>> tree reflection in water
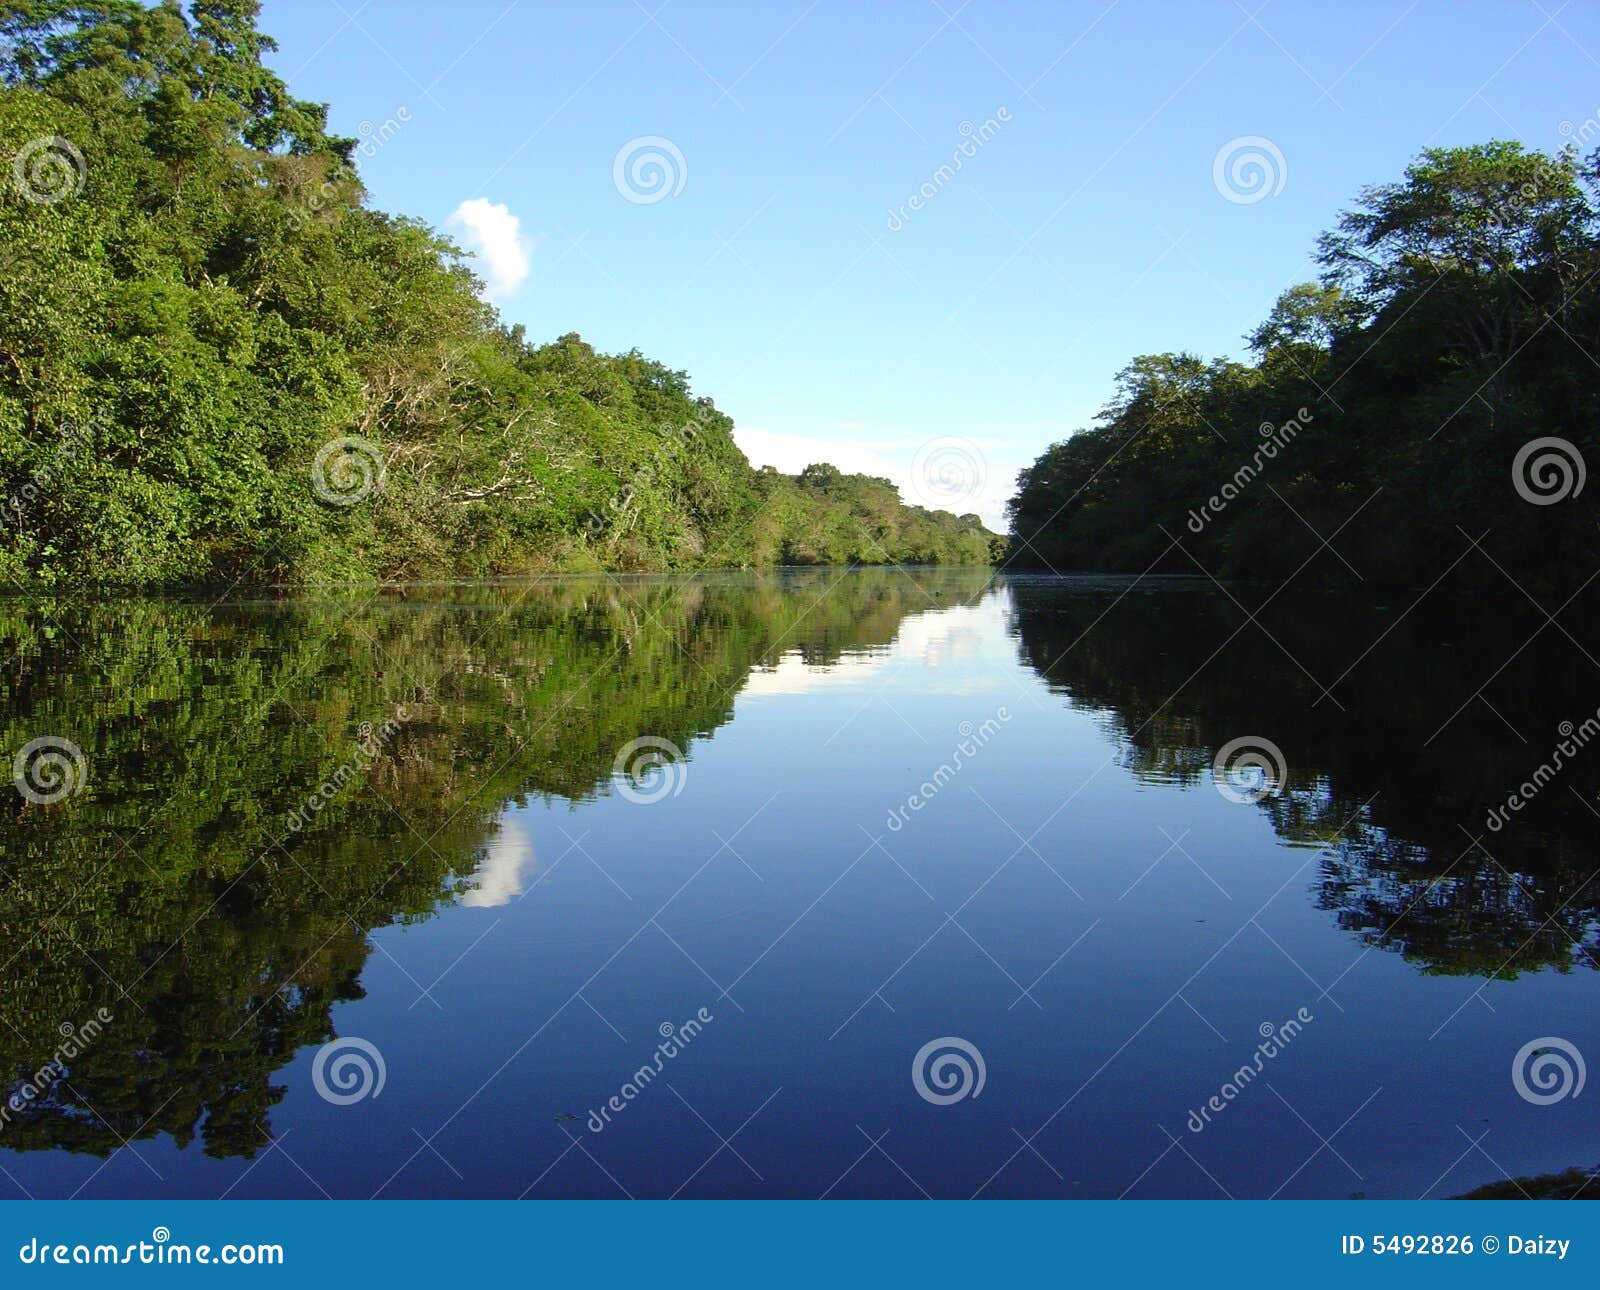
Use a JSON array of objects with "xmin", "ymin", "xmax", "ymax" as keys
[
  {"xmin": 1, "ymin": 569, "xmax": 1595, "ymax": 1165},
  {"xmin": 1007, "ymin": 575, "xmax": 1600, "ymax": 979}
]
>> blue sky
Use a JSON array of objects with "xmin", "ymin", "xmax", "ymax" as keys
[{"xmin": 261, "ymin": 0, "xmax": 1600, "ymax": 527}]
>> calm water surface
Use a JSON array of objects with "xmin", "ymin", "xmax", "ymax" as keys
[{"xmin": 1, "ymin": 569, "xmax": 1597, "ymax": 1198}]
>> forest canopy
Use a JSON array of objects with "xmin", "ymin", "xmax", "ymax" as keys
[
  {"xmin": 0, "ymin": 0, "xmax": 998, "ymax": 587},
  {"xmin": 1007, "ymin": 139, "xmax": 1600, "ymax": 591},
  {"xmin": 8, "ymin": 2, "xmax": 1592, "ymax": 594}
]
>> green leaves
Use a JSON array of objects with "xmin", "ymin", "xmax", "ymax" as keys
[
  {"xmin": 0, "ymin": 2, "xmax": 996, "ymax": 588},
  {"xmin": 1010, "ymin": 141, "xmax": 1600, "ymax": 591}
]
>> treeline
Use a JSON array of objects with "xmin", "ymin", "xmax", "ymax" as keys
[
  {"xmin": 1008, "ymin": 141, "xmax": 1600, "ymax": 590},
  {"xmin": 0, "ymin": 1, "xmax": 996, "ymax": 588}
]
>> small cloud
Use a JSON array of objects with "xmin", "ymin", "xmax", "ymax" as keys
[
  {"xmin": 460, "ymin": 812, "xmax": 538, "ymax": 908},
  {"xmin": 446, "ymin": 197, "xmax": 532, "ymax": 300}
]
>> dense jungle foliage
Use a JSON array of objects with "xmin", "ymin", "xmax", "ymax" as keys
[
  {"xmin": 1008, "ymin": 140, "xmax": 1600, "ymax": 591},
  {"xmin": 0, "ymin": 1, "xmax": 996, "ymax": 588}
]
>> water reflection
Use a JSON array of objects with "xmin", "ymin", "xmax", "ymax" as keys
[
  {"xmin": 461, "ymin": 814, "xmax": 540, "ymax": 909},
  {"xmin": 0, "ymin": 571, "xmax": 962, "ymax": 1161},
  {"xmin": 0, "ymin": 569, "xmax": 1595, "ymax": 1189},
  {"xmin": 1007, "ymin": 576, "xmax": 1600, "ymax": 976}
]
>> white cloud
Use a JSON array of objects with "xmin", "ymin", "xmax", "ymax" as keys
[
  {"xmin": 446, "ymin": 197, "xmax": 532, "ymax": 300},
  {"xmin": 459, "ymin": 812, "xmax": 538, "ymax": 908},
  {"xmin": 738, "ymin": 646, "xmax": 885, "ymax": 697},
  {"xmin": 737, "ymin": 600, "xmax": 1010, "ymax": 699}
]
